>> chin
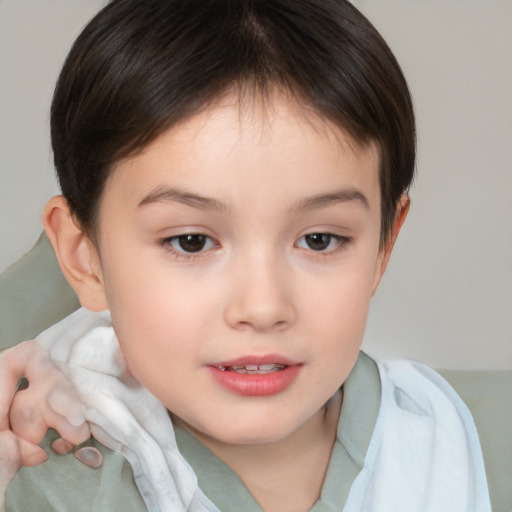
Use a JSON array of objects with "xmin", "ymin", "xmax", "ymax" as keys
[
  {"xmin": 219, "ymin": 431, "xmax": 285, "ymax": 446},
  {"xmin": 182, "ymin": 415, "xmax": 298, "ymax": 447},
  {"xmin": 210, "ymin": 417, "xmax": 303, "ymax": 446}
]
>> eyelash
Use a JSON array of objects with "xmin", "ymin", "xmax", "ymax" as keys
[
  {"xmin": 160, "ymin": 234, "xmax": 218, "ymax": 261},
  {"xmin": 160, "ymin": 232, "xmax": 352, "ymax": 261},
  {"xmin": 295, "ymin": 233, "xmax": 352, "ymax": 255}
]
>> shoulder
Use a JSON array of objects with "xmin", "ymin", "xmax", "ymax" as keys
[
  {"xmin": 375, "ymin": 360, "xmax": 512, "ymax": 511},
  {"xmin": 342, "ymin": 359, "xmax": 493, "ymax": 511},
  {"xmin": 6, "ymin": 429, "xmax": 146, "ymax": 512},
  {"xmin": 0, "ymin": 234, "xmax": 79, "ymax": 350},
  {"xmin": 438, "ymin": 368, "xmax": 512, "ymax": 512}
]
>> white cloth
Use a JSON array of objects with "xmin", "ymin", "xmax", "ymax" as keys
[
  {"xmin": 343, "ymin": 360, "xmax": 491, "ymax": 512},
  {"xmin": 35, "ymin": 307, "xmax": 219, "ymax": 512},
  {"xmin": 36, "ymin": 308, "xmax": 491, "ymax": 512}
]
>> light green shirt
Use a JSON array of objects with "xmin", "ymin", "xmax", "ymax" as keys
[
  {"xmin": 2, "ymin": 235, "xmax": 511, "ymax": 511},
  {"xmin": 6, "ymin": 352, "xmax": 380, "ymax": 512}
]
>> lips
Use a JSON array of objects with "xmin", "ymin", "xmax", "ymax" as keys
[{"xmin": 208, "ymin": 355, "xmax": 301, "ymax": 396}]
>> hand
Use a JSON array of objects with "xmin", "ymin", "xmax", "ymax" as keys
[
  {"xmin": 0, "ymin": 430, "xmax": 47, "ymax": 511},
  {"xmin": 0, "ymin": 341, "xmax": 101, "ymax": 494},
  {"xmin": 0, "ymin": 341, "xmax": 92, "ymax": 445}
]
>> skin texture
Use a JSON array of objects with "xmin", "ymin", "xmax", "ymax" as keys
[
  {"xmin": 3, "ymin": 93, "xmax": 407, "ymax": 512},
  {"xmin": 0, "ymin": 339, "xmax": 103, "ymax": 510},
  {"xmin": 0, "ymin": 341, "xmax": 92, "ymax": 510},
  {"xmin": 0, "ymin": 342, "xmax": 90, "ymax": 446},
  {"xmin": 0, "ymin": 431, "xmax": 46, "ymax": 511}
]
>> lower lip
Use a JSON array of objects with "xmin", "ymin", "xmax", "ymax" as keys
[{"xmin": 208, "ymin": 365, "xmax": 301, "ymax": 396}]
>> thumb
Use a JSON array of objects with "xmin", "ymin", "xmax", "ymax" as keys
[
  {"xmin": 0, "ymin": 432, "xmax": 46, "ymax": 511},
  {"xmin": 17, "ymin": 438, "xmax": 47, "ymax": 467}
]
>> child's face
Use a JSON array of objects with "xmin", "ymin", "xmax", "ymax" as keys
[{"xmin": 92, "ymin": 94, "xmax": 388, "ymax": 446}]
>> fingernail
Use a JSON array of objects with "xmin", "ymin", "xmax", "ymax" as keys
[{"xmin": 73, "ymin": 446, "xmax": 103, "ymax": 469}]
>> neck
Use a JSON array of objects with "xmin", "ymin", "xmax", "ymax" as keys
[{"xmin": 181, "ymin": 389, "xmax": 342, "ymax": 512}]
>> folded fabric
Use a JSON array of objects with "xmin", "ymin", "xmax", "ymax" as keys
[
  {"xmin": 344, "ymin": 361, "xmax": 491, "ymax": 512},
  {"xmin": 36, "ymin": 307, "xmax": 219, "ymax": 512},
  {"xmin": 34, "ymin": 308, "xmax": 491, "ymax": 512}
]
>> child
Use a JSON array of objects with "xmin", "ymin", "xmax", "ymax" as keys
[{"xmin": 0, "ymin": 0, "xmax": 492, "ymax": 510}]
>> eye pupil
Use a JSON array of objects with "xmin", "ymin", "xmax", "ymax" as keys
[
  {"xmin": 178, "ymin": 234, "xmax": 206, "ymax": 252},
  {"xmin": 305, "ymin": 233, "xmax": 331, "ymax": 251}
]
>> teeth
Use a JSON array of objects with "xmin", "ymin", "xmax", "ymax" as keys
[
  {"xmin": 258, "ymin": 364, "xmax": 280, "ymax": 371},
  {"xmin": 219, "ymin": 363, "xmax": 286, "ymax": 374}
]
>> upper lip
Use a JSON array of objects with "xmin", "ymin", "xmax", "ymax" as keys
[{"xmin": 210, "ymin": 354, "xmax": 300, "ymax": 367}]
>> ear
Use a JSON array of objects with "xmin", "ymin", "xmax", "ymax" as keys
[
  {"xmin": 371, "ymin": 194, "xmax": 410, "ymax": 295},
  {"xmin": 42, "ymin": 196, "xmax": 108, "ymax": 312}
]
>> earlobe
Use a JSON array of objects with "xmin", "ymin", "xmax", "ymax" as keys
[
  {"xmin": 371, "ymin": 194, "xmax": 410, "ymax": 295},
  {"xmin": 42, "ymin": 196, "xmax": 108, "ymax": 312}
]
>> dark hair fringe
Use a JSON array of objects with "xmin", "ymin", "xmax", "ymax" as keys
[{"xmin": 51, "ymin": 0, "xmax": 415, "ymax": 243}]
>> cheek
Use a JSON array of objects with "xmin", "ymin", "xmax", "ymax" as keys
[
  {"xmin": 102, "ymin": 246, "xmax": 210, "ymax": 324},
  {"xmin": 301, "ymin": 260, "xmax": 376, "ymax": 371},
  {"xmin": 306, "ymin": 259, "xmax": 375, "ymax": 324},
  {"xmin": 99, "ymin": 261, "xmax": 215, "ymax": 372},
  {"xmin": 110, "ymin": 283, "xmax": 212, "ymax": 360}
]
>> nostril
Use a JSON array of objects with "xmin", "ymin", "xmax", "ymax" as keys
[
  {"xmin": 273, "ymin": 320, "xmax": 288, "ymax": 331},
  {"xmin": 224, "ymin": 289, "xmax": 297, "ymax": 332},
  {"xmin": 236, "ymin": 321, "xmax": 255, "ymax": 331},
  {"xmin": 233, "ymin": 318, "xmax": 289, "ymax": 332}
]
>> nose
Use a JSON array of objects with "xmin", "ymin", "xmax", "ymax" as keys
[{"xmin": 224, "ymin": 253, "xmax": 297, "ymax": 333}]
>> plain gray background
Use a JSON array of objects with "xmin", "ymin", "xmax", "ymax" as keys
[{"xmin": 1, "ymin": 0, "xmax": 511, "ymax": 369}]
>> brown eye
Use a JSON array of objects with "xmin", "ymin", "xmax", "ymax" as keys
[
  {"xmin": 296, "ymin": 233, "xmax": 351, "ymax": 253},
  {"xmin": 176, "ymin": 234, "xmax": 208, "ymax": 252},
  {"xmin": 162, "ymin": 232, "xmax": 218, "ymax": 260},
  {"xmin": 304, "ymin": 233, "xmax": 332, "ymax": 251},
  {"xmin": 164, "ymin": 233, "xmax": 215, "ymax": 255}
]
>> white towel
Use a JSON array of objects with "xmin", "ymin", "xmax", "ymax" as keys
[
  {"xmin": 35, "ymin": 307, "xmax": 219, "ymax": 512},
  {"xmin": 35, "ymin": 308, "xmax": 491, "ymax": 512},
  {"xmin": 343, "ymin": 360, "xmax": 491, "ymax": 512}
]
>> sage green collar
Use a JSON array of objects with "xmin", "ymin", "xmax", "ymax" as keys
[{"xmin": 174, "ymin": 351, "xmax": 381, "ymax": 511}]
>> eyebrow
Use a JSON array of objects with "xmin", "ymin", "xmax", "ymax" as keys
[
  {"xmin": 138, "ymin": 186, "xmax": 370, "ymax": 213},
  {"xmin": 293, "ymin": 188, "xmax": 370, "ymax": 212},
  {"xmin": 138, "ymin": 186, "xmax": 228, "ymax": 212}
]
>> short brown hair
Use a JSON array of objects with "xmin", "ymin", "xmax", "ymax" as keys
[{"xmin": 51, "ymin": 0, "xmax": 415, "ymax": 243}]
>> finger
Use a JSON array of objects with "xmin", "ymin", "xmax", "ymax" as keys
[
  {"xmin": 16, "ymin": 437, "xmax": 47, "ymax": 467},
  {"xmin": 0, "ymin": 431, "xmax": 22, "ymax": 508},
  {"xmin": 11, "ymin": 392, "xmax": 90, "ymax": 446},
  {"xmin": 0, "ymin": 431, "xmax": 47, "ymax": 511},
  {"xmin": 46, "ymin": 414, "xmax": 91, "ymax": 446},
  {"xmin": 52, "ymin": 437, "xmax": 104, "ymax": 470},
  {"xmin": 47, "ymin": 383, "xmax": 87, "ymax": 427},
  {"xmin": 0, "ymin": 431, "xmax": 21, "ymax": 465},
  {"xmin": 0, "ymin": 432, "xmax": 46, "ymax": 475},
  {"xmin": 45, "ymin": 385, "xmax": 91, "ymax": 444},
  {"xmin": 0, "ymin": 342, "xmax": 34, "ymax": 430},
  {"xmin": 51, "ymin": 437, "xmax": 74, "ymax": 456},
  {"xmin": 9, "ymin": 393, "xmax": 48, "ymax": 445}
]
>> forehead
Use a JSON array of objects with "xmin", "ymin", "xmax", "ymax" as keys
[{"xmin": 106, "ymin": 92, "xmax": 381, "ymax": 212}]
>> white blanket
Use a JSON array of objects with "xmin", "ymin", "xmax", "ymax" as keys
[
  {"xmin": 35, "ymin": 308, "xmax": 491, "ymax": 512},
  {"xmin": 36, "ymin": 308, "xmax": 219, "ymax": 512},
  {"xmin": 343, "ymin": 361, "xmax": 491, "ymax": 512}
]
